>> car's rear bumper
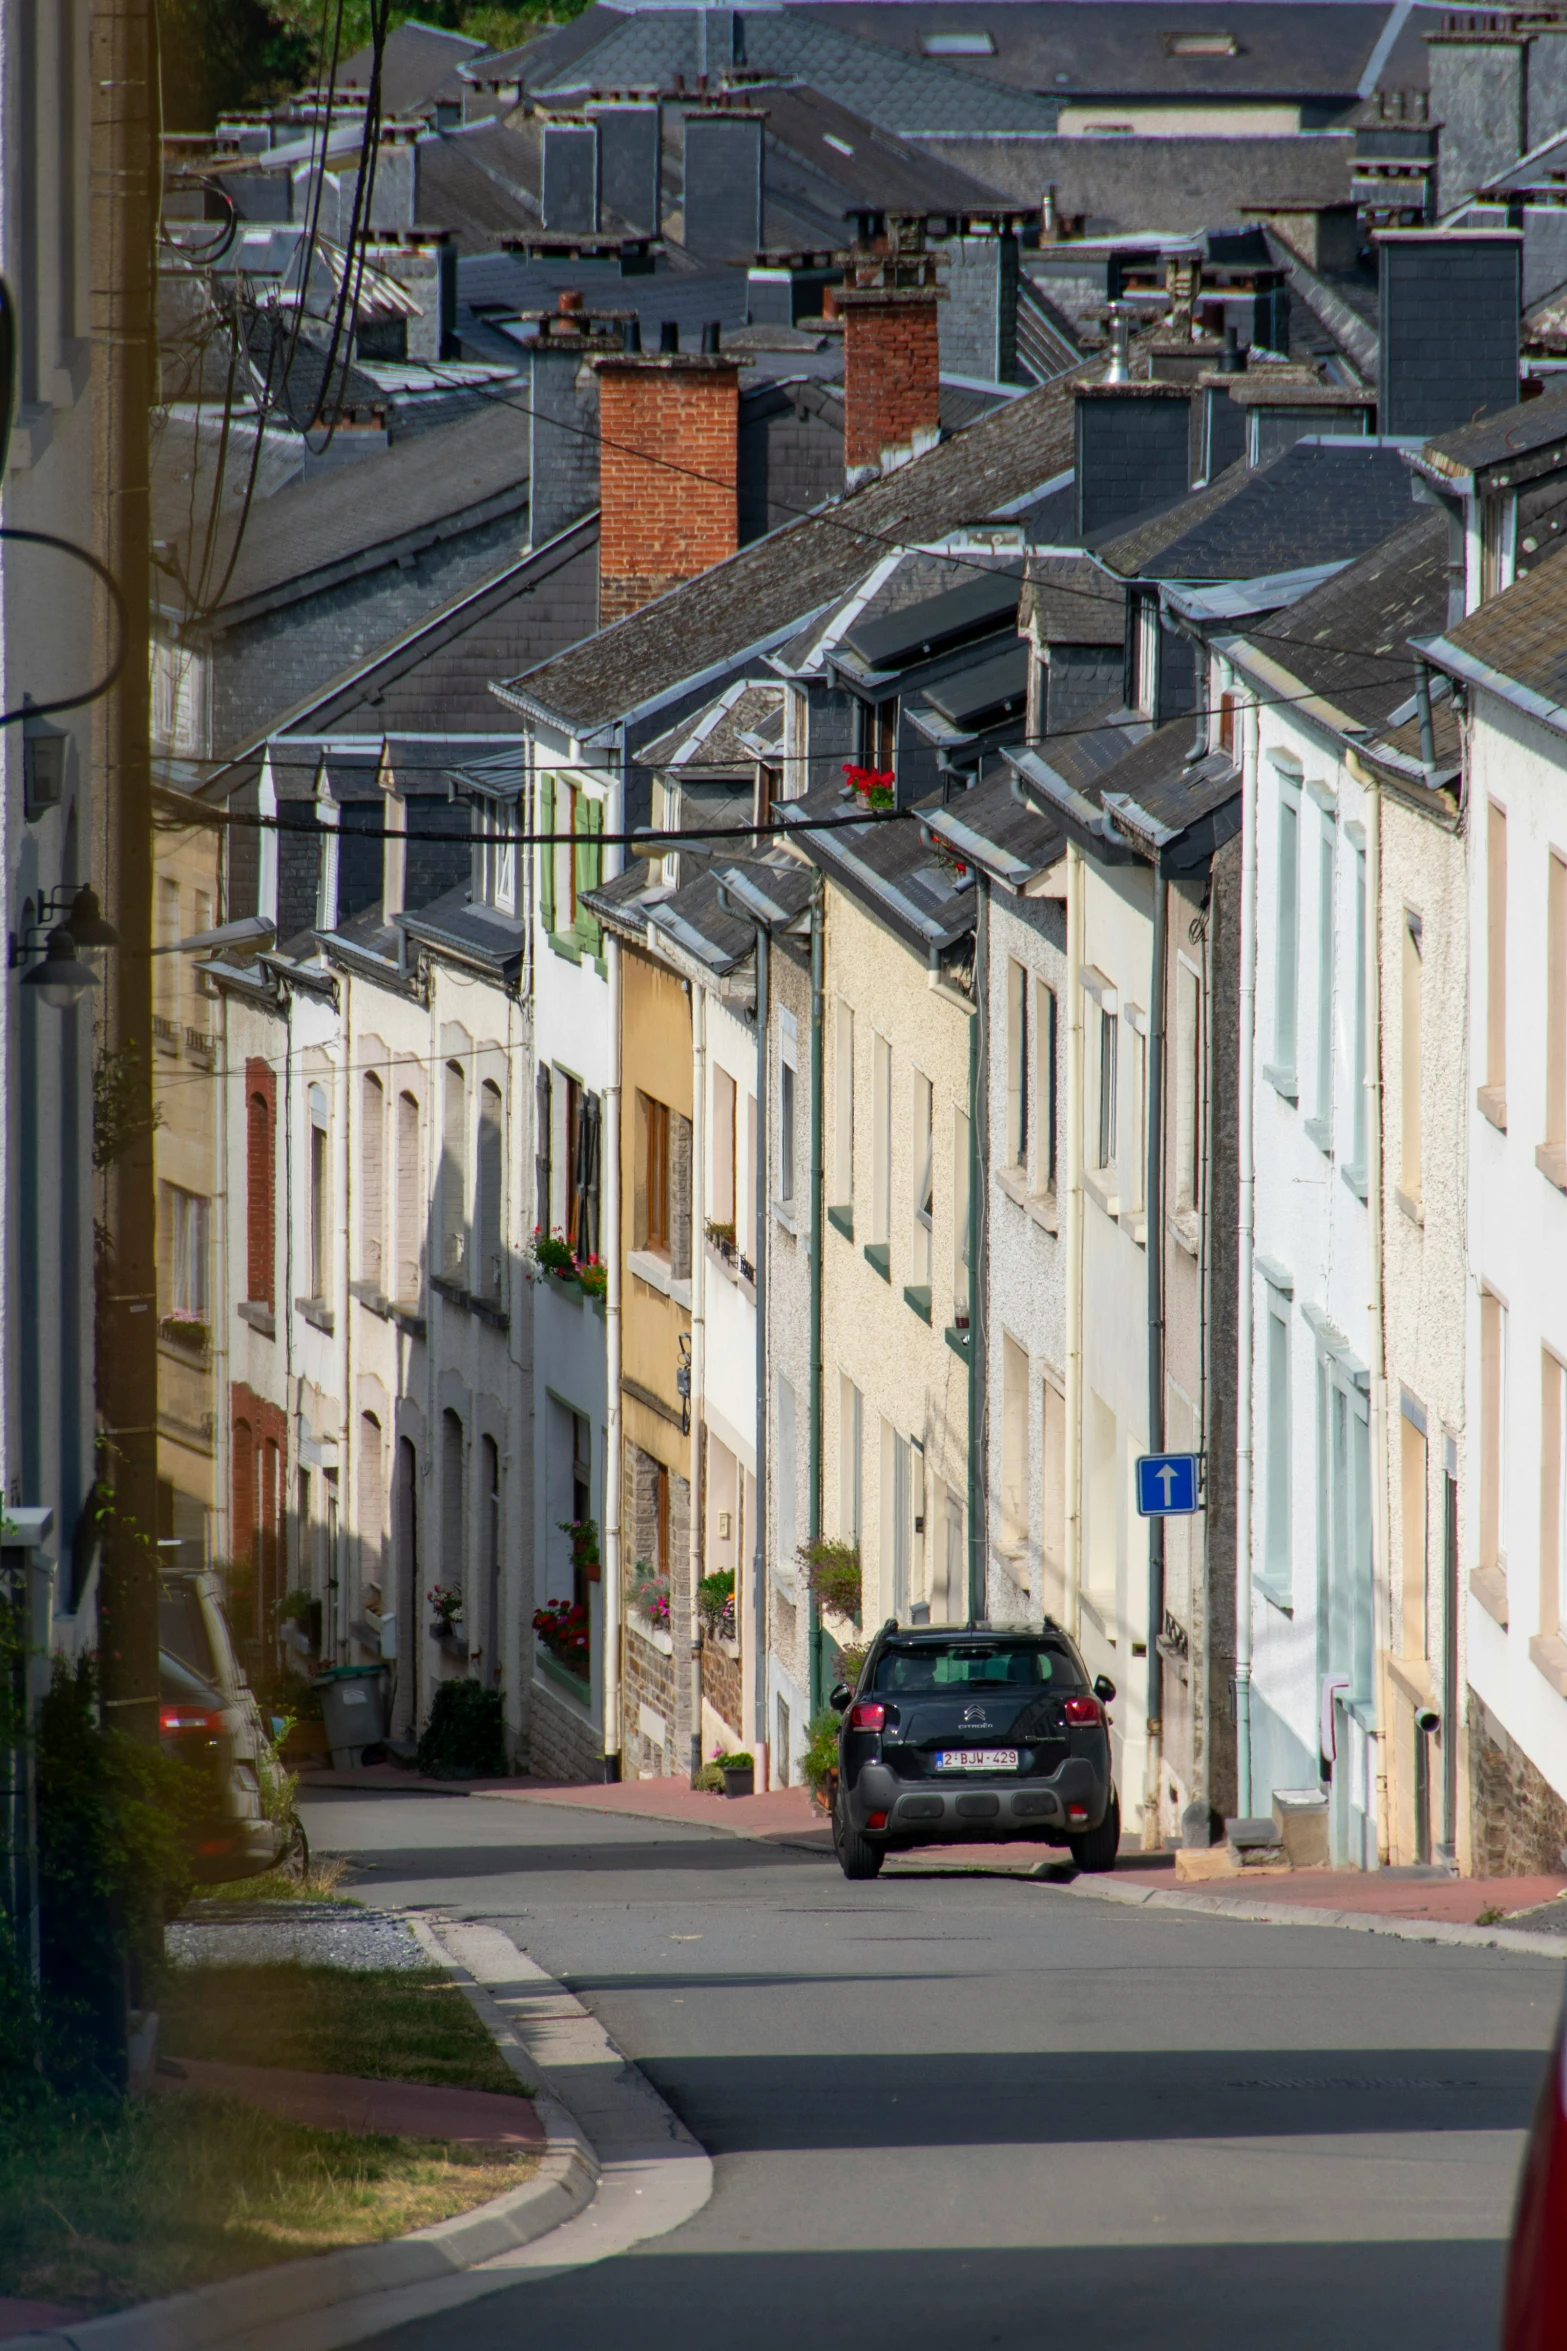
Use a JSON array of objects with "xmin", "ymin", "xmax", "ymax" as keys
[{"xmin": 844, "ymin": 1756, "xmax": 1108, "ymax": 1842}]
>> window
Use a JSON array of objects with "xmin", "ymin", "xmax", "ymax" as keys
[
  {"xmin": 1274, "ymin": 792, "xmax": 1299, "ymax": 1082},
  {"xmin": 671, "ymin": 1111, "xmax": 694, "ymax": 1280},
  {"xmin": 776, "ymin": 1375, "xmax": 798, "ymax": 1571},
  {"xmin": 535, "ymin": 1066, "xmax": 553, "ymax": 1236},
  {"xmin": 920, "ymin": 27, "xmax": 995, "ymax": 53},
  {"xmin": 1313, "ymin": 811, "xmax": 1335, "ymax": 1135},
  {"xmin": 1548, "ymin": 851, "xmax": 1567, "ymax": 1162},
  {"xmin": 945, "ymin": 1490, "xmax": 965, "ymax": 1618},
  {"xmin": 1086, "ymin": 1390, "xmax": 1117, "ymax": 1605},
  {"xmin": 953, "ymin": 1105, "xmax": 971, "ymax": 1327},
  {"xmin": 779, "ymin": 1048, "xmax": 796, "ymax": 1205},
  {"xmin": 1126, "ymin": 1018, "xmax": 1147, "ymax": 1219},
  {"xmin": 564, "ymin": 1075, "xmax": 583, "ymax": 1248},
  {"xmin": 1480, "ymin": 1288, "xmax": 1508, "ymax": 1578},
  {"xmin": 1097, "ymin": 1006, "xmax": 1119, "ymax": 1170},
  {"xmin": 1166, "ymin": 29, "xmax": 1239, "ymax": 54},
  {"xmin": 480, "ymin": 1434, "xmax": 501, "ymax": 1679},
  {"xmin": 862, "ymin": 697, "xmax": 897, "ymax": 777},
  {"xmin": 395, "ymin": 1089, "xmax": 421, "ymax": 1303},
  {"xmin": 643, "ymin": 1094, "xmax": 671, "ymax": 1253},
  {"xmin": 477, "ymin": 1079, "xmax": 504, "ymax": 1301},
  {"xmin": 1543, "ymin": 1355, "xmax": 1567, "ymax": 1646},
  {"xmin": 574, "ymin": 796, "xmax": 604, "ymax": 954},
  {"xmin": 911, "ymin": 1070, "xmax": 933, "ymax": 1288},
  {"xmin": 1035, "ymin": 980, "xmax": 1059, "ymax": 1195},
  {"xmin": 165, "ymin": 1186, "xmax": 210, "ymax": 1319},
  {"xmin": 440, "ymin": 1060, "xmax": 467, "ymax": 1280},
  {"xmin": 832, "ymin": 999, "xmax": 854, "ymax": 1218},
  {"xmin": 1401, "ymin": 911, "xmax": 1423, "ymax": 1206},
  {"xmin": 1001, "ymin": 1333, "xmax": 1029, "ymax": 1553},
  {"xmin": 839, "ymin": 1374, "xmax": 863, "ymax": 1543},
  {"xmin": 1401, "ymin": 1402, "xmax": 1427, "ymax": 1659},
  {"xmin": 743, "ymin": 1090, "xmax": 757, "ymax": 1261},
  {"xmin": 360, "ymin": 1072, "xmax": 385, "ymax": 1287},
  {"xmin": 155, "ymin": 875, "xmax": 180, "ymax": 1036},
  {"xmin": 538, "ymin": 772, "xmax": 557, "ymax": 931},
  {"xmin": 442, "ymin": 1408, "xmax": 466, "ymax": 1607},
  {"xmin": 475, "ymin": 796, "xmax": 517, "ymax": 915},
  {"xmin": 1174, "ymin": 959, "xmax": 1201, "ymax": 1218},
  {"xmin": 308, "ymin": 1083, "xmax": 331, "ymax": 1301},
  {"xmin": 358, "ymin": 1412, "xmax": 385, "ymax": 1630},
  {"xmin": 713, "ymin": 1066, "xmax": 737, "ymax": 1229},
  {"xmin": 871, "ymin": 1032, "xmax": 892, "ymax": 1246},
  {"xmin": 1485, "ymin": 800, "xmax": 1507, "ymax": 1116},
  {"xmin": 571, "ymin": 1413, "xmax": 592, "ymax": 1611},
  {"xmin": 1349, "ymin": 840, "xmax": 1367, "ymax": 1179},
  {"xmin": 246, "ymin": 1071, "xmax": 275, "ymax": 1311},
  {"xmin": 571, "ymin": 1088, "xmax": 601, "ymax": 1262},
  {"xmin": 1006, "ymin": 959, "xmax": 1029, "ymax": 1169},
  {"xmin": 1262, "ymin": 1286, "xmax": 1290, "ymax": 1601},
  {"xmin": 1042, "ymin": 1379, "xmax": 1066, "ymax": 1611},
  {"xmin": 883, "ymin": 1422, "xmax": 912, "ymax": 1615}
]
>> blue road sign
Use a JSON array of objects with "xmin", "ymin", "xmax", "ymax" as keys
[{"xmin": 1136, "ymin": 1452, "xmax": 1201, "ymax": 1517}]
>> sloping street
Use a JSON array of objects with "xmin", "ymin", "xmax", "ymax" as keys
[{"xmin": 304, "ymin": 1789, "xmax": 1559, "ymax": 2351}]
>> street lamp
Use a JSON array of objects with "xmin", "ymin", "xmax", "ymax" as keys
[
  {"xmin": 59, "ymin": 885, "xmax": 119, "ymax": 951},
  {"xmin": 19, "ymin": 925, "xmax": 98, "ymax": 1008}
]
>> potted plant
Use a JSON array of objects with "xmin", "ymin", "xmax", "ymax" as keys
[
  {"xmin": 559, "ymin": 1514, "xmax": 602, "ymax": 1584},
  {"xmin": 628, "ymin": 1560, "xmax": 671, "ymax": 1630},
  {"xmin": 841, "ymin": 761, "xmax": 895, "ymax": 811},
  {"xmin": 698, "ymin": 1565, "xmax": 736, "ymax": 1642},
  {"xmin": 428, "ymin": 1583, "xmax": 464, "ymax": 1643},
  {"xmin": 715, "ymin": 1749, "xmax": 754, "ymax": 1798},
  {"xmin": 801, "ymin": 1708, "xmax": 843, "ymax": 1813},
  {"xmin": 799, "ymin": 1536, "xmax": 862, "ymax": 1625},
  {"xmin": 533, "ymin": 1596, "xmax": 591, "ymax": 1684},
  {"xmin": 575, "ymin": 1253, "xmax": 607, "ymax": 1302}
]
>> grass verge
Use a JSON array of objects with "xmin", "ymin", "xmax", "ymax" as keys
[
  {"xmin": 195, "ymin": 1855, "xmax": 358, "ymax": 1905},
  {"xmin": 161, "ymin": 1962, "xmax": 529, "ymax": 2097},
  {"xmin": 0, "ymin": 2093, "xmax": 536, "ymax": 2314}
]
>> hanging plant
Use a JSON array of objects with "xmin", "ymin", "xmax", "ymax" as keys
[{"xmin": 799, "ymin": 1537, "xmax": 862, "ymax": 1623}]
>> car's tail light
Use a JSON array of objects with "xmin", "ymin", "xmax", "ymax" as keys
[
  {"xmin": 867, "ymin": 1811, "xmax": 888, "ymax": 1831},
  {"xmin": 160, "ymin": 1707, "xmax": 223, "ymax": 1735},
  {"xmin": 1067, "ymin": 1804, "xmax": 1089, "ymax": 1824},
  {"xmin": 1503, "ymin": 2019, "xmax": 1567, "ymax": 2349},
  {"xmin": 1063, "ymin": 1695, "xmax": 1103, "ymax": 1726},
  {"xmin": 848, "ymin": 1701, "xmax": 886, "ymax": 1732}
]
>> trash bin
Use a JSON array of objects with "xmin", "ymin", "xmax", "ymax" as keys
[{"xmin": 316, "ymin": 1664, "xmax": 388, "ymax": 1770}]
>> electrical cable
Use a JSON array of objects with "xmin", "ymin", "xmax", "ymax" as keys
[{"xmin": 0, "ymin": 530, "xmax": 128, "ymax": 726}]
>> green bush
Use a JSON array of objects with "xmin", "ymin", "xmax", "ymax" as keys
[
  {"xmin": 800, "ymin": 1538, "xmax": 862, "ymax": 1623},
  {"xmin": 801, "ymin": 1708, "xmax": 842, "ymax": 1795},
  {"xmin": 416, "ymin": 1680, "xmax": 508, "ymax": 1780},
  {"xmin": 697, "ymin": 1567, "xmax": 735, "ymax": 1636}
]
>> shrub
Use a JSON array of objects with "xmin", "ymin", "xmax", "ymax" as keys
[
  {"xmin": 415, "ymin": 1680, "xmax": 507, "ymax": 1780},
  {"xmin": 799, "ymin": 1537, "xmax": 862, "ymax": 1623},
  {"xmin": 698, "ymin": 1567, "xmax": 736, "ymax": 1638},
  {"xmin": 714, "ymin": 1751, "xmax": 753, "ymax": 1771},
  {"xmin": 801, "ymin": 1708, "xmax": 842, "ymax": 1795}
]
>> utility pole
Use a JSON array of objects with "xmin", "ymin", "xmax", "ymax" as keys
[{"xmin": 91, "ymin": 0, "xmax": 160, "ymax": 1752}]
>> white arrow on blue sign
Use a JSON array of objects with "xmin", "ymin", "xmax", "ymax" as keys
[{"xmin": 1135, "ymin": 1452, "xmax": 1201, "ymax": 1517}]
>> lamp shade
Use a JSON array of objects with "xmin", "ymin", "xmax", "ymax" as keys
[
  {"xmin": 65, "ymin": 885, "xmax": 119, "ymax": 950},
  {"xmin": 22, "ymin": 927, "xmax": 98, "ymax": 1008}
]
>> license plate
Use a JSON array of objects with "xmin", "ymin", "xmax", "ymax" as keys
[{"xmin": 936, "ymin": 1748, "xmax": 1019, "ymax": 1772}]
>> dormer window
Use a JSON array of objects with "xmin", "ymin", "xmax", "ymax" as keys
[{"xmin": 474, "ymin": 794, "xmax": 517, "ymax": 916}]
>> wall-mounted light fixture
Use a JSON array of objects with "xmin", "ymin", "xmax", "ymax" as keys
[{"xmin": 16, "ymin": 925, "xmax": 98, "ymax": 1008}]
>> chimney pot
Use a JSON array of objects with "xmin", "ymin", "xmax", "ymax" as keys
[
  {"xmin": 1219, "ymin": 322, "xmax": 1246, "ymax": 374},
  {"xmin": 660, "ymin": 319, "xmax": 680, "ymax": 353},
  {"xmin": 559, "ymin": 288, "xmax": 584, "ymax": 314}
]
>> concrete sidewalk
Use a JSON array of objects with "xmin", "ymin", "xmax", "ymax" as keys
[{"xmin": 149, "ymin": 2059, "xmax": 545, "ymax": 2147}]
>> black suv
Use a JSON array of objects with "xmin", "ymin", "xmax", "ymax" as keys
[{"xmin": 831, "ymin": 1620, "xmax": 1119, "ymax": 1880}]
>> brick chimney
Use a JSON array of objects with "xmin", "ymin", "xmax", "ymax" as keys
[
  {"xmin": 594, "ymin": 324, "xmax": 741, "ymax": 625},
  {"xmin": 837, "ymin": 217, "xmax": 944, "ymax": 490}
]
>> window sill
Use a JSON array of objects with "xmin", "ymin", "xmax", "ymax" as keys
[
  {"xmin": 944, "ymin": 1321, "xmax": 971, "ymax": 1362},
  {"xmin": 997, "ymin": 1166, "xmax": 1060, "ymax": 1234},
  {"xmin": 348, "ymin": 1280, "xmax": 391, "ymax": 1319},
  {"xmin": 1395, "ymin": 1186, "xmax": 1424, "ymax": 1228},
  {"xmin": 1254, "ymin": 1573, "xmax": 1293, "ymax": 1618},
  {"xmin": 1529, "ymin": 1632, "xmax": 1567, "ymax": 1698},
  {"xmin": 628, "ymin": 1612, "xmax": 675, "ymax": 1657},
  {"xmin": 1168, "ymin": 1207, "xmax": 1200, "ymax": 1258},
  {"xmin": 1340, "ymin": 1161, "xmax": 1368, "ymax": 1203},
  {"xmin": 706, "ymin": 1236, "xmax": 757, "ymax": 1302},
  {"xmin": 432, "ymin": 1273, "xmax": 511, "ymax": 1330},
  {"xmin": 295, "ymin": 1296, "xmax": 335, "ymax": 1336},
  {"xmin": 1469, "ymin": 1564, "xmax": 1509, "ymax": 1629},
  {"xmin": 827, "ymin": 1203, "xmax": 854, "ymax": 1243},
  {"xmin": 1537, "ymin": 1143, "xmax": 1567, "ymax": 1193},
  {"xmin": 237, "ymin": 1300, "xmax": 275, "ymax": 1338},
  {"xmin": 772, "ymin": 1197, "xmax": 801, "ymax": 1237},
  {"xmin": 628, "ymin": 1248, "xmax": 692, "ymax": 1309},
  {"xmin": 1477, "ymin": 1084, "xmax": 1507, "ymax": 1133},
  {"xmin": 535, "ymin": 1647, "xmax": 593, "ymax": 1708},
  {"xmin": 1119, "ymin": 1208, "xmax": 1148, "ymax": 1248},
  {"xmin": 1081, "ymin": 1166, "xmax": 1120, "ymax": 1219},
  {"xmin": 903, "ymin": 1283, "xmax": 932, "ymax": 1324},
  {"xmin": 1303, "ymin": 1113, "xmax": 1332, "ymax": 1156},
  {"xmin": 1263, "ymin": 1062, "xmax": 1299, "ymax": 1104},
  {"xmin": 864, "ymin": 1241, "xmax": 891, "ymax": 1283},
  {"xmin": 391, "ymin": 1302, "xmax": 427, "ymax": 1340}
]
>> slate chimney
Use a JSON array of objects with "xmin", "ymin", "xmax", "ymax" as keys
[
  {"xmin": 1375, "ymin": 228, "xmax": 1521, "ymax": 439},
  {"xmin": 364, "ymin": 231, "xmax": 456, "ymax": 361},
  {"xmin": 681, "ymin": 110, "xmax": 764, "ymax": 263},
  {"xmin": 524, "ymin": 290, "xmax": 626, "ymax": 550},
  {"xmin": 1073, "ymin": 382, "xmax": 1192, "ymax": 543},
  {"xmin": 542, "ymin": 118, "xmax": 599, "ymax": 235},
  {"xmin": 590, "ymin": 101, "xmax": 661, "ymax": 234},
  {"xmin": 838, "ymin": 219, "xmax": 944, "ymax": 489},
  {"xmin": 593, "ymin": 327, "xmax": 741, "ymax": 625},
  {"xmin": 1424, "ymin": 25, "xmax": 1529, "ymax": 213}
]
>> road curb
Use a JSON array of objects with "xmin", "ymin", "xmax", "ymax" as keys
[
  {"xmin": 1046, "ymin": 1872, "xmax": 1567, "ymax": 1956},
  {"xmin": 4, "ymin": 1930, "xmax": 601, "ymax": 2351}
]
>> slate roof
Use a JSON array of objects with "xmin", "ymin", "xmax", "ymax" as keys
[
  {"xmin": 641, "ymin": 848, "xmax": 816, "ymax": 976},
  {"xmin": 1411, "ymin": 383, "xmax": 1567, "ymax": 486},
  {"xmin": 919, "ymin": 768, "xmax": 1063, "ymax": 889},
  {"xmin": 494, "ymin": 372, "xmax": 1081, "ymax": 740},
  {"xmin": 757, "ymin": 85, "xmax": 1019, "ymax": 221},
  {"xmin": 176, "ymin": 392, "xmax": 533, "ymax": 626},
  {"xmin": 641, "ymin": 681, "xmax": 786, "ymax": 774},
  {"xmin": 917, "ymin": 132, "xmax": 1354, "ymax": 237},
  {"xmin": 1024, "ymin": 552, "xmax": 1123, "ymax": 644},
  {"xmin": 1225, "ymin": 507, "xmax": 1449, "ymax": 730},
  {"xmin": 1093, "ymin": 439, "xmax": 1420, "ymax": 583},
  {"xmin": 1010, "ymin": 714, "xmax": 1237, "ymax": 860},
  {"xmin": 335, "ymin": 21, "xmax": 493, "ymax": 115},
  {"xmin": 780, "ymin": 780, "xmax": 979, "ymax": 956},
  {"xmin": 401, "ymin": 885, "xmax": 527, "ymax": 975},
  {"xmin": 412, "ymin": 130, "xmax": 539, "ymax": 249},
  {"xmin": 1422, "ymin": 540, "xmax": 1567, "ymax": 717}
]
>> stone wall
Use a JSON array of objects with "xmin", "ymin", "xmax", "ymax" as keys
[
  {"xmin": 702, "ymin": 1632, "xmax": 742, "ymax": 1744},
  {"xmin": 1469, "ymin": 1692, "xmax": 1567, "ymax": 1876},
  {"xmin": 528, "ymin": 1674, "xmax": 601, "ymax": 1783},
  {"xmin": 625, "ymin": 1615, "xmax": 679, "ymax": 1776}
]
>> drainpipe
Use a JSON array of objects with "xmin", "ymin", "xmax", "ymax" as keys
[
  {"xmin": 1234, "ymin": 696, "xmax": 1260, "ymax": 1816},
  {"xmin": 1064, "ymin": 842, "xmax": 1084, "ymax": 1643},
  {"xmin": 1352, "ymin": 745, "xmax": 1392, "ymax": 1867},
  {"xmin": 602, "ymin": 925, "xmax": 624, "ymax": 1778},
  {"xmin": 752, "ymin": 920, "xmax": 770, "ymax": 1772},
  {"xmin": 968, "ymin": 873, "xmax": 989, "ymax": 1623},
  {"xmin": 1144, "ymin": 860, "xmax": 1168, "ymax": 1846},
  {"xmin": 689, "ymin": 979, "xmax": 707, "ymax": 1780},
  {"xmin": 808, "ymin": 880, "xmax": 825, "ymax": 1713}
]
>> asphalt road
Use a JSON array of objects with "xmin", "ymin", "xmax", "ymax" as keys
[{"xmin": 302, "ymin": 1788, "xmax": 1562, "ymax": 2351}]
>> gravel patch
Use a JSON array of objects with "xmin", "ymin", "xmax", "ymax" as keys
[
  {"xmin": 1496, "ymin": 1895, "xmax": 1567, "ymax": 1936},
  {"xmin": 167, "ymin": 1905, "xmax": 426, "ymax": 1971}
]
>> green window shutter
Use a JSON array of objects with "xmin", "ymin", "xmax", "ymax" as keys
[
  {"xmin": 576, "ymin": 798, "xmax": 603, "ymax": 955},
  {"xmin": 539, "ymin": 772, "xmax": 556, "ymax": 932}
]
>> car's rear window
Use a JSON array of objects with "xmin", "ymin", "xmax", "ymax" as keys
[
  {"xmin": 159, "ymin": 1583, "xmax": 217, "ymax": 1683},
  {"xmin": 872, "ymin": 1640, "xmax": 1083, "ymax": 1694}
]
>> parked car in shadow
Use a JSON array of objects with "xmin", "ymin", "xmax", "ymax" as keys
[{"xmin": 158, "ymin": 1569, "xmax": 303, "ymax": 1883}]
